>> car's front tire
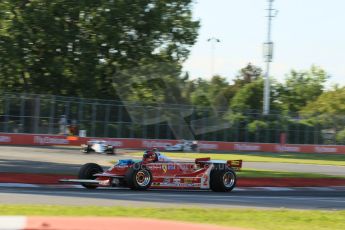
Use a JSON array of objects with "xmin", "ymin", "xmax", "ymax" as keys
[
  {"xmin": 78, "ymin": 163, "xmax": 104, "ymax": 189},
  {"xmin": 210, "ymin": 165, "xmax": 237, "ymax": 192},
  {"xmin": 125, "ymin": 164, "xmax": 152, "ymax": 191}
]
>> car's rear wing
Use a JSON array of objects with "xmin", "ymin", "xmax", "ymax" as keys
[
  {"xmin": 227, "ymin": 160, "xmax": 242, "ymax": 171},
  {"xmin": 195, "ymin": 158, "xmax": 243, "ymax": 171}
]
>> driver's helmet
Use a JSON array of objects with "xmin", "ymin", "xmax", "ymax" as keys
[
  {"xmin": 143, "ymin": 150, "xmax": 158, "ymax": 163},
  {"xmin": 152, "ymin": 147, "xmax": 158, "ymax": 152}
]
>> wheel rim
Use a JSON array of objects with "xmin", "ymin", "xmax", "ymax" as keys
[
  {"xmin": 135, "ymin": 170, "xmax": 151, "ymax": 187},
  {"xmin": 223, "ymin": 171, "xmax": 235, "ymax": 188}
]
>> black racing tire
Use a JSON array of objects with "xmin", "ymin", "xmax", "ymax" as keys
[
  {"xmin": 78, "ymin": 163, "xmax": 104, "ymax": 189},
  {"xmin": 81, "ymin": 145, "xmax": 91, "ymax": 154},
  {"xmin": 210, "ymin": 165, "xmax": 237, "ymax": 192},
  {"xmin": 125, "ymin": 164, "xmax": 152, "ymax": 191},
  {"xmin": 105, "ymin": 146, "xmax": 116, "ymax": 155}
]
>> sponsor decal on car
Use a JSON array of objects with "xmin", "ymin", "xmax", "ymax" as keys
[
  {"xmin": 162, "ymin": 178, "xmax": 170, "ymax": 184},
  {"xmin": 162, "ymin": 164, "xmax": 168, "ymax": 173},
  {"xmin": 183, "ymin": 178, "xmax": 193, "ymax": 184},
  {"xmin": 167, "ymin": 165, "xmax": 176, "ymax": 170},
  {"xmin": 173, "ymin": 179, "xmax": 181, "ymax": 184},
  {"xmin": 201, "ymin": 174, "xmax": 209, "ymax": 187},
  {"xmin": 148, "ymin": 164, "xmax": 163, "ymax": 170}
]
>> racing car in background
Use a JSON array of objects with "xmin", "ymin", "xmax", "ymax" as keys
[
  {"xmin": 60, "ymin": 151, "xmax": 242, "ymax": 192},
  {"xmin": 164, "ymin": 140, "xmax": 198, "ymax": 152},
  {"xmin": 81, "ymin": 140, "xmax": 116, "ymax": 155}
]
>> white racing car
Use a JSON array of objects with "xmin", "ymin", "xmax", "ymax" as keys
[
  {"xmin": 81, "ymin": 140, "xmax": 116, "ymax": 155},
  {"xmin": 164, "ymin": 140, "xmax": 198, "ymax": 152}
]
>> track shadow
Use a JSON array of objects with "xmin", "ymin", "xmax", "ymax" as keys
[{"xmin": 0, "ymin": 159, "xmax": 83, "ymax": 175}]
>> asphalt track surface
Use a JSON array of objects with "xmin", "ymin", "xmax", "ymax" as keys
[
  {"xmin": 1, "ymin": 146, "xmax": 345, "ymax": 176},
  {"xmin": 1, "ymin": 186, "xmax": 345, "ymax": 210},
  {"xmin": 1, "ymin": 146, "xmax": 345, "ymax": 210}
]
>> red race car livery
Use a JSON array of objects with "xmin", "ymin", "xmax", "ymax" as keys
[{"xmin": 60, "ymin": 155, "xmax": 242, "ymax": 192}]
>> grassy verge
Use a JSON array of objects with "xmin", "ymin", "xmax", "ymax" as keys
[
  {"xmin": 237, "ymin": 168, "xmax": 345, "ymax": 178},
  {"xmin": 125, "ymin": 151, "xmax": 345, "ymax": 166},
  {"xmin": 1, "ymin": 205, "xmax": 344, "ymax": 230}
]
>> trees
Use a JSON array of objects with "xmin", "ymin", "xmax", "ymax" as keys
[
  {"xmin": 300, "ymin": 86, "xmax": 345, "ymax": 136},
  {"xmin": 0, "ymin": 0, "xmax": 199, "ymax": 100},
  {"xmin": 277, "ymin": 66, "xmax": 328, "ymax": 113},
  {"xmin": 301, "ymin": 86, "xmax": 345, "ymax": 116}
]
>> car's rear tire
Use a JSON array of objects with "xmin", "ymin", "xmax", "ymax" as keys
[
  {"xmin": 81, "ymin": 145, "xmax": 91, "ymax": 154},
  {"xmin": 105, "ymin": 146, "xmax": 116, "ymax": 155},
  {"xmin": 78, "ymin": 163, "xmax": 103, "ymax": 189},
  {"xmin": 210, "ymin": 165, "xmax": 236, "ymax": 192},
  {"xmin": 125, "ymin": 164, "xmax": 152, "ymax": 191}
]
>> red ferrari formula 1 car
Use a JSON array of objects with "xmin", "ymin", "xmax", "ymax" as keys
[{"xmin": 60, "ymin": 151, "xmax": 242, "ymax": 192}]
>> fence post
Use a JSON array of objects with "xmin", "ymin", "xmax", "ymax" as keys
[
  {"xmin": 78, "ymin": 98, "xmax": 83, "ymax": 134},
  {"xmin": 91, "ymin": 102, "xmax": 97, "ymax": 137},
  {"xmin": 48, "ymin": 95, "xmax": 55, "ymax": 134},
  {"xmin": 19, "ymin": 94, "xmax": 26, "ymax": 133},
  {"xmin": 104, "ymin": 104, "xmax": 110, "ymax": 137},
  {"xmin": 33, "ymin": 95, "xmax": 40, "ymax": 133},
  {"xmin": 65, "ymin": 101, "xmax": 70, "ymax": 120},
  {"xmin": 154, "ymin": 107, "xmax": 160, "ymax": 139},
  {"xmin": 142, "ymin": 106, "xmax": 147, "ymax": 139},
  {"xmin": 117, "ymin": 105, "xmax": 122, "ymax": 138},
  {"xmin": 3, "ymin": 94, "xmax": 10, "ymax": 132}
]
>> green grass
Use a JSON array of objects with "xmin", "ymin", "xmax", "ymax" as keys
[
  {"xmin": 1, "ymin": 205, "xmax": 344, "ymax": 230},
  {"xmin": 126, "ymin": 151, "xmax": 345, "ymax": 166},
  {"xmin": 238, "ymin": 168, "xmax": 345, "ymax": 178}
]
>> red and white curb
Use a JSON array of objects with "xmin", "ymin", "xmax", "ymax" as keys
[
  {"xmin": 0, "ymin": 217, "xmax": 26, "ymax": 230},
  {"xmin": 0, "ymin": 217, "xmax": 246, "ymax": 230},
  {"xmin": 1, "ymin": 183, "xmax": 345, "ymax": 191}
]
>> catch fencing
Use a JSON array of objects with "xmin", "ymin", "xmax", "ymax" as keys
[{"xmin": 0, "ymin": 92, "xmax": 343, "ymax": 145}]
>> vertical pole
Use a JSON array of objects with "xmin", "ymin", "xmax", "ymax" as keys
[
  {"xmin": 20, "ymin": 94, "xmax": 25, "ymax": 133},
  {"xmin": 48, "ymin": 95, "xmax": 55, "ymax": 134},
  {"xmin": 263, "ymin": 61, "xmax": 271, "ymax": 115},
  {"xmin": 117, "ymin": 105, "xmax": 122, "ymax": 138},
  {"xmin": 4, "ymin": 95, "xmax": 10, "ymax": 132},
  {"xmin": 143, "ymin": 107, "xmax": 147, "ymax": 139},
  {"xmin": 263, "ymin": 0, "xmax": 275, "ymax": 115},
  {"xmin": 104, "ymin": 104, "xmax": 110, "ymax": 137},
  {"xmin": 78, "ymin": 99, "xmax": 83, "ymax": 135},
  {"xmin": 207, "ymin": 38, "xmax": 220, "ymax": 77},
  {"xmin": 33, "ymin": 96, "xmax": 40, "ymax": 133},
  {"xmin": 91, "ymin": 102, "xmax": 96, "ymax": 137},
  {"xmin": 155, "ymin": 108, "xmax": 160, "ymax": 139}
]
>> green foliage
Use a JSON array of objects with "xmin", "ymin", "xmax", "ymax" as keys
[
  {"xmin": 247, "ymin": 120, "xmax": 269, "ymax": 133},
  {"xmin": 277, "ymin": 66, "xmax": 328, "ymax": 113},
  {"xmin": 336, "ymin": 129, "xmax": 345, "ymax": 144},
  {"xmin": 233, "ymin": 62, "xmax": 262, "ymax": 86},
  {"xmin": 301, "ymin": 86, "xmax": 345, "ymax": 116},
  {"xmin": 230, "ymin": 79, "xmax": 264, "ymax": 112},
  {"xmin": 0, "ymin": 0, "xmax": 199, "ymax": 100},
  {"xmin": 300, "ymin": 86, "xmax": 345, "ymax": 133}
]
